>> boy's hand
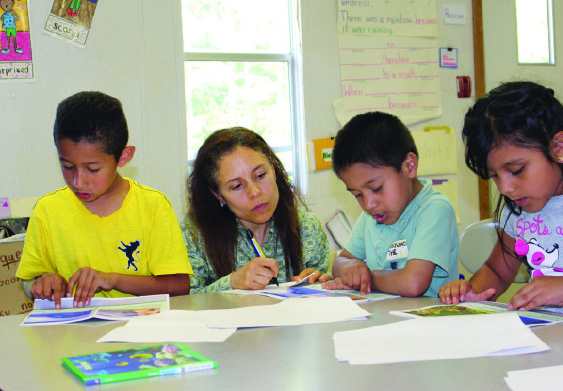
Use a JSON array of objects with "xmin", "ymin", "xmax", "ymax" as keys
[
  {"xmin": 292, "ymin": 268, "xmax": 331, "ymax": 284},
  {"xmin": 231, "ymin": 258, "xmax": 279, "ymax": 290},
  {"xmin": 508, "ymin": 276, "xmax": 563, "ymax": 311},
  {"xmin": 339, "ymin": 262, "xmax": 372, "ymax": 295},
  {"xmin": 438, "ymin": 280, "xmax": 495, "ymax": 305},
  {"xmin": 322, "ymin": 277, "xmax": 353, "ymax": 290},
  {"xmin": 67, "ymin": 267, "xmax": 115, "ymax": 307},
  {"xmin": 30, "ymin": 273, "xmax": 68, "ymax": 309}
]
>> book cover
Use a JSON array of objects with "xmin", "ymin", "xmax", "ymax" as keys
[
  {"xmin": 62, "ymin": 343, "xmax": 217, "ymax": 385},
  {"xmin": 21, "ymin": 294, "xmax": 170, "ymax": 326},
  {"xmin": 389, "ymin": 301, "xmax": 563, "ymax": 327}
]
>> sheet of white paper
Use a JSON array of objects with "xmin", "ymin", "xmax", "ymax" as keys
[
  {"xmin": 97, "ymin": 325, "xmax": 235, "ymax": 343},
  {"xmin": 505, "ymin": 364, "xmax": 563, "ymax": 391},
  {"xmin": 97, "ymin": 310, "xmax": 236, "ymax": 343},
  {"xmin": 334, "ymin": 312, "xmax": 549, "ymax": 365},
  {"xmin": 204, "ymin": 297, "xmax": 370, "ymax": 328}
]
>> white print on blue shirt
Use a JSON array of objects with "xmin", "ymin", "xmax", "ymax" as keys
[{"xmin": 387, "ymin": 239, "xmax": 408, "ymax": 261}]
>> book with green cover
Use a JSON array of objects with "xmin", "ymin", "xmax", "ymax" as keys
[{"xmin": 61, "ymin": 343, "xmax": 216, "ymax": 385}]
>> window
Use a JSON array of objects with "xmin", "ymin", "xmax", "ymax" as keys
[
  {"xmin": 515, "ymin": 0, "xmax": 554, "ymax": 64},
  {"xmin": 182, "ymin": 0, "xmax": 307, "ymax": 192}
]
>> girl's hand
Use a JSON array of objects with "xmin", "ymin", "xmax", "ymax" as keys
[
  {"xmin": 67, "ymin": 267, "xmax": 115, "ymax": 307},
  {"xmin": 438, "ymin": 280, "xmax": 496, "ymax": 305},
  {"xmin": 231, "ymin": 258, "xmax": 279, "ymax": 290},
  {"xmin": 292, "ymin": 268, "xmax": 331, "ymax": 284},
  {"xmin": 508, "ymin": 276, "xmax": 563, "ymax": 311},
  {"xmin": 30, "ymin": 273, "xmax": 68, "ymax": 309}
]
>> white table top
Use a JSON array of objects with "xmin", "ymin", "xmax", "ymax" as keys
[{"xmin": 1, "ymin": 293, "xmax": 561, "ymax": 391}]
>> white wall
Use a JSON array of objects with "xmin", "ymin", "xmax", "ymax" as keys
[
  {"xmin": 2, "ymin": 0, "xmax": 481, "ymax": 243},
  {"xmin": 483, "ymin": 0, "xmax": 563, "ymax": 214},
  {"xmin": 302, "ymin": 0, "xmax": 481, "ymax": 250},
  {"xmin": 1, "ymin": 1, "xmax": 188, "ymax": 219}
]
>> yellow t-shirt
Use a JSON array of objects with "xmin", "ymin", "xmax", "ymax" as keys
[{"xmin": 16, "ymin": 178, "xmax": 193, "ymax": 297}]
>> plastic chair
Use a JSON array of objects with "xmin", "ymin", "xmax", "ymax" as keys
[{"xmin": 459, "ymin": 219, "xmax": 529, "ymax": 283}]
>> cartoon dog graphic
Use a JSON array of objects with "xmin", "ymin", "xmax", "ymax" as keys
[{"xmin": 514, "ymin": 237, "xmax": 563, "ymax": 278}]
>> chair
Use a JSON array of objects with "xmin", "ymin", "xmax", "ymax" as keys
[{"xmin": 459, "ymin": 219, "xmax": 529, "ymax": 283}]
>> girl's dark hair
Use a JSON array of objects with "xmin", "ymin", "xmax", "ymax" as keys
[
  {"xmin": 53, "ymin": 91, "xmax": 128, "ymax": 162},
  {"xmin": 332, "ymin": 111, "xmax": 418, "ymax": 176},
  {"xmin": 463, "ymin": 81, "xmax": 563, "ymax": 223},
  {"xmin": 186, "ymin": 127, "xmax": 305, "ymax": 279}
]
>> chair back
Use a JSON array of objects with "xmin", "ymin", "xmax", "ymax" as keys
[{"xmin": 459, "ymin": 219, "xmax": 529, "ymax": 283}]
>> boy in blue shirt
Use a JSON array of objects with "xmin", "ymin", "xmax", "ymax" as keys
[
  {"xmin": 17, "ymin": 91, "xmax": 192, "ymax": 308},
  {"xmin": 323, "ymin": 112, "xmax": 458, "ymax": 297}
]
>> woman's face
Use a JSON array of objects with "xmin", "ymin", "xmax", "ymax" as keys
[{"xmin": 215, "ymin": 146, "xmax": 279, "ymax": 230}]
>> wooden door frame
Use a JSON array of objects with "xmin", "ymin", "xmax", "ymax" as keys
[{"xmin": 472, "ymin": 0, "xmax": 490, "ymax": 219}]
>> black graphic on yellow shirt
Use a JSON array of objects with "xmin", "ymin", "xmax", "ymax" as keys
[{"xmin": 117, "ymin": 240, "xmax": 141, "ymax": 272}]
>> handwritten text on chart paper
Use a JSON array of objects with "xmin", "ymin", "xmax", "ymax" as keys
[{"xmin": 338, "ymin": 0, "xmax": 438, "ymax": 37}]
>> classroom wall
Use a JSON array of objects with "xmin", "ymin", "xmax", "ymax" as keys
[
  {"xmin": 302, "ymin": 0, "xmax": 480, "ymax": 249},
  {"xmin": 3, "ymin": 0, "xmax": 480, "ymax": 243},
  {"xmin": 1, "ymin": 1, "xmax": 189, "ymax": 218},
  {"xmin": 483, "ymin": 0, "xmax": 563, "ymax": 214}
]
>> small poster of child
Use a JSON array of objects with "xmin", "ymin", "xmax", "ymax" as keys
[
  {"xmin": 44, "ymin": 0, "xmax": 98, "ymax": 47},
  {"xmin": 0, "ymin": 0, "xmax": 34, "ymax": 81}
]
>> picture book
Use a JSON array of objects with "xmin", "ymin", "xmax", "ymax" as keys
[
  {"xmin": 21, "ymin": 294, "xmax": 169, "ymax": 326},
  {"xmin": 389, "ymin": 301, "xmax": 563, "ymax": 327},
  {"xmin": 62, "ymin": 343, "xmax": 217, "ymax": 385}
]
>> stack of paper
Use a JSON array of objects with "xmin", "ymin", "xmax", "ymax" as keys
[
  {"xmin": 505, "ymin": 365, "xmax": 563, "ymax": 391},
  {"xmin": 99, "ymin": 297, "xmax": 369, "ymax": 343},
  {"xmin": 334, "ymin": 312, "xmax": 549, "ymax": 365}
]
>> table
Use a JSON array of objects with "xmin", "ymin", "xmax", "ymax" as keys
[{"xmin": 1, "ymin": 294, "xmax": 562, "ymax": 390}]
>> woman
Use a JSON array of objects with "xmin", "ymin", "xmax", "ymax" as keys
[{"xmin": 183, "ymin": 127, "xmax": 330, "ymax": 293}]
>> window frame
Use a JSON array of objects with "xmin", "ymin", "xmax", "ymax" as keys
[
  {"xmin": 183, "ymin": 0, "xmax": 308, "ymax": 194},
  {"xmin": 515, "ymin": 0, "xmax": 555, "ymax": 65}
]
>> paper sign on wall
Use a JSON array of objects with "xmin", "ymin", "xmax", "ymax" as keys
[
  {"xmin": 411, "ymin": 126, "xmax": 458, "ymax": 175},
  {"xmin": 0, "ymin": 0, "xmax": 34, "ymax": 81},
  {"xmin": 0, "ymin": 198, "xmax": 10, "ymax": 219},
  {"xmin": 44, "ymin": 0, "xmax": 98, "ymax": 47},
  {"xmin": 443, "ymin": 5, "xmax": 467, "ymax": 25},
  {"xmin": 312, "ymin": 138, "xmax": 335, "ymax": 171},
  {"xmin": 431, "ymin": 179, "xmax": 459, "ymax": 223}
]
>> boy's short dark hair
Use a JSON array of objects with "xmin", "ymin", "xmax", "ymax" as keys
[
  {"xmin": 53, "ymin": 91, "xmax": 129, "ymax": 162},
  {"xmin": 332, "ymin": 111, "xmax": 418, "ymax": 175}
]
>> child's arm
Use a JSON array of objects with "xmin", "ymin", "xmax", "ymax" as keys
[
  {"xmin": 439, "ymin": 231, "xmax": 520, "ymax": 304},
  {"xmin": 67, "ymin": 268, "xmax": 190, "ymax": 307},
  {"xmin": 29, "ymin": 273, "xmax": 68, "ymax": 309},
  {"xmin": 369, "ymin": 259, "xmax": 436, "ymax": 297}
]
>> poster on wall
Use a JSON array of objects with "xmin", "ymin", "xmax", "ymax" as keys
[
  {"xmin": 0, "ymin": 0, "xmax": 34, "ymax": 81},
  {"xmin": 335, "ymin": 0, "xmax": 441, "ymax": 125},
  {"xmin": 44, "ymin": 0, "xmax": 98, "ymax": 47}
]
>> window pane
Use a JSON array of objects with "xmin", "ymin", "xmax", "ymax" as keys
[
  {"xmin": 185, "ymin": 61, "xmax": 292, "ymax": 167},
  {"xmin": 182, "ymin": 0, "xmax": 290, "ymax": 54},
  {"xmin": 516, "ymin": 0, "xmax": 554, "ymax": 64}
]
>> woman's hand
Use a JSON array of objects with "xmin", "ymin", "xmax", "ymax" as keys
[{"xmin": 230, "ymin": 258, "xmax": 279, "ymax": 290}]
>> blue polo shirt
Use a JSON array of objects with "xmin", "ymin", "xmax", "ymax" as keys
[{"xmin": 345, "ymin": 179, "xmax": 459, "ymax": 297}]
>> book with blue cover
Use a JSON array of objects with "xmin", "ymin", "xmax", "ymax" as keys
[{"xmin": 61, "ymin": 343, "xmax": 216, "ymax": 385}]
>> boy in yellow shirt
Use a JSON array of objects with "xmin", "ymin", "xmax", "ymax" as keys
[{"xmin": 17, "ymin": 91, "xmax": 192, "ymax": 308}]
